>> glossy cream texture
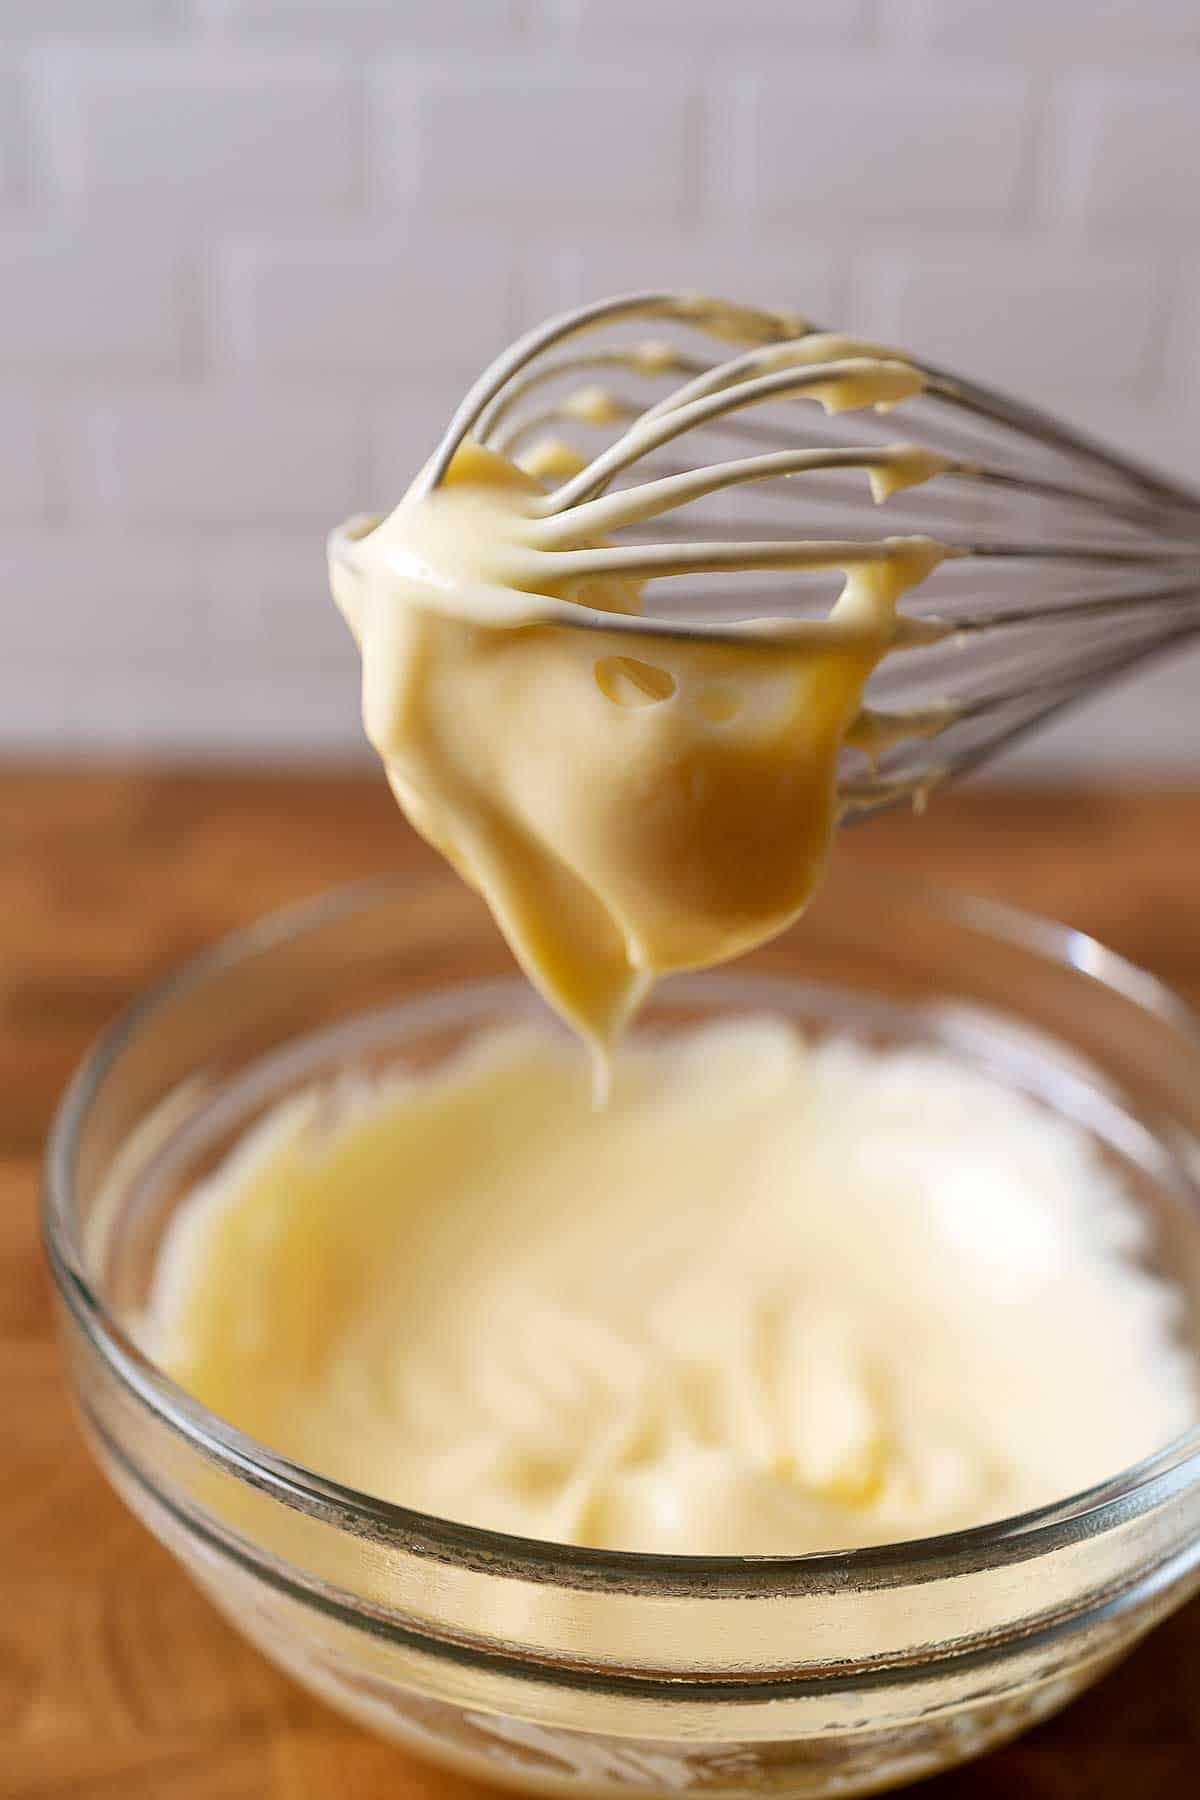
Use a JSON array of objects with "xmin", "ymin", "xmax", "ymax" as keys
[
  {"xmin": 329, "ymin": 345, "xmax": 952, "ymax": 1068},
  {"xmin": 152, "ymin": 1021, "xmax": 1196, "ymax": 1555}
]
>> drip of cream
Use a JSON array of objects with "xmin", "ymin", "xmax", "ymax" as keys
[
  {"xmin": 150, "ymin": 1021, "xmax": 1197, "ymax": 1555},
  {"xmin": 330, "ymin": 342, "xmax": 954, "ymax": 1079}
]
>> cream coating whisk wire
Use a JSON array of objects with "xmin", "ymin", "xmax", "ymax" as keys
[{"xmin": 339, "ymin": 290, "xmax": 1200, "ymax": 813}]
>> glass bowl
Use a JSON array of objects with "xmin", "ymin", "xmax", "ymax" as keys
[{"xmin": 42, "ymin": 867, "xmax": 1200, "ymax": 1798}]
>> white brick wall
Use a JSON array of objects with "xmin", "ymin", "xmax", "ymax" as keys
[
  {"xmin": 195, "ymin": 1, "xmax": 526, "ymax": 44},
  {"xmin": 0, "ymin": 63, "xmax": 27, "ymax": 203},
  {"xmin": 0, "ymin": 1, "xmax": 1197, "ymax": 768},
  {"xmin": 69, "ymin": 388, "xmax": 367, "ymax": 526},
  {"xmin": 912, "ymin": 0, "xmax": 1200, "ymax": 57},
  {"xmin": 5, "ymin": 531, "xmax": 209, "ymax": 661},
  {"xmin": 1, "ymin": 2, "xmax": 179, "ymax": 32},
  {"xmin": 380, "ymin": 62, "xmax": 701, "ymax": 229},
  {"xmin": 864, "ymin": 246, "xmax": 1163, "ymax": 414},
  {"xmin": 0, "ymin": 388, "xmax": 52, "ymax": 522},
  {"xmin": 0, "ymin": 225, "xmax": 189, "ymax": 367},
  {"xmin": 1055, "ymin": 75, "xmax": 1200, "ymax": 230},
  {"xmin": 729, "ymin": 68, "xmax": 1034, "ymax": 227},
  {"xmin": 214, "ymin": 229, "xmax": 522, "ymax": 375},
  {"xmin": 38, "ymin": 47, "xmax": 361, "ymax": 216},
  {"xmin": 571, "ymin": 1, "xmax": 870, "ymax": 48}
]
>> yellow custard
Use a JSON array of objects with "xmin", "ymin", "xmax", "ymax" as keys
[
  {"xmin": 330, "ymin": 345, "xmax": 951, "ymax": 1078},
  {"xmin": 152, "ymin": 1020, "xmax": 1196, "ymax": 1555}
]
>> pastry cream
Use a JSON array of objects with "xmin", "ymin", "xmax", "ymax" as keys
[
  {"xmin": 148, "ymin": 307, "xmax": 1197, "ymax": 1565},
  {"xmin": 329, "ymin": 340, "xmax": 954, "ymax": 1075},
  {"xmin": 152, "ymin": 1019, "xmax": 1196, "ymax": 1555}
]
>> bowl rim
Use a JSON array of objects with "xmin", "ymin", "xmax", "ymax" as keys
[{"xmin": 41, "ymin": 872, "xmax": 1200, "ymax": 1598}]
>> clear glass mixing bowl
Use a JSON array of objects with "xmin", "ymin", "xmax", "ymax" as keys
[{"xmin": 42, "ymin": 868, "xmax": 1200, "ymax": 1798}]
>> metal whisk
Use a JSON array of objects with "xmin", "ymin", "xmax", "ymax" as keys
[{"xmin": 388, "ymin": 290, "xmax": 1200, "ymax": 815}]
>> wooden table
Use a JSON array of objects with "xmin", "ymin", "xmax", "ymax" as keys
[{"xmin": 4, "ymin": 766, "xmax": 1200, "ymax": 1798}]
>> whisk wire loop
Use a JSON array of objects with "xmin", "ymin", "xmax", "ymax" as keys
[{"xmin": 391, "ymin": 290, "xmax": 1200, "ymax": 804}]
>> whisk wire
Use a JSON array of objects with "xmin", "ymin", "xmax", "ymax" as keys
[{"xmin": 396, "ymin": 290, "xmax": 1200, "ymax": 803}]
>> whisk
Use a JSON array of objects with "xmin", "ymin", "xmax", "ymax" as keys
[{"xmin": 361, "ymin": 290, "xmax": 1200, "ymax": 815}]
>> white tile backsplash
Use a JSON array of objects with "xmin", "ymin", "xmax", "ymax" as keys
[
  {"xmin": 68, "ymin": 386, "xmax": 367, "ymax": 528},
  {"xmin": 0, "ymin": 225, "xmax": 189, "ymax": 367},
  {"xmin": 4, "ymin": 529, "xmax": 209, "ymax": 659},
  {"xmin": 0, "ymin": 62, "xmax": 28, "ymax": 205},
  {"xmin": 1055, "ymin": 74, "xmax": 1200, "ymax": 231},
  {"xmin": 912, "ymin": 0, "xmax": 1200, "ymax": 58},
  {"xmin": 37, "ymin": 47, "xmax": 362, "ymax": 217},
  {"xmin": 0, "ymin": 2, "xmax": 1197, "ymax": 769},
  {"xmin": 865, "ymin": 245, "xmax": 1163, "ymax": 412},
  {"xmin": 214, "ymin": 228, "xmax": 522, "ymax": 376},
  {"xmin": 571, "ymin": 0, "xmax": 871, "ymax": 48},
  {"xmin": 196, "ymin": 0, "xmax": 527, "ymax": 43},
  {"xmin": 731, "ymin": 67, "xmax": 1034, "ymax": 227},
  {"xmin": 395, "ymin": 65, "xmax": 701, "ymax": 230},
  {"xmin": 1, "ymin": 1, "xmax": 178, "ymax": 33},
  {"xmin": 0, "ymin": 387, "xmax": 52, "ymax": 521}
]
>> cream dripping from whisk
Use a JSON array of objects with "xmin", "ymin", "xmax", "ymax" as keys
[{"xmin": 330, "ymin": 344, "xmax": 951, "ymax": 1073}]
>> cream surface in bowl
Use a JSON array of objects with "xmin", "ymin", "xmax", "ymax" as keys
[{"xmin": 147, "ymin": 1014, "xmax": 1195, "ymax": 1559}]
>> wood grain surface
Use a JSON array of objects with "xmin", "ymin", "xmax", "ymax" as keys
[{"xmin": 4, "ymin": 764, "xmax": 1200, "ymax": 1799}]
